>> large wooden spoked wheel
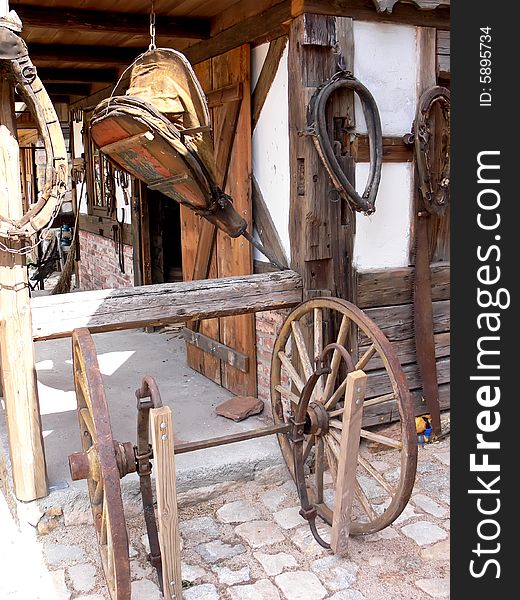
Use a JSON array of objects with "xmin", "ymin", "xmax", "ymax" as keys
[
  {"xmin": 271, "ymin": 298, "xmax": 417, "ymax": 536},
  {"xmin": 72, "ymin": 328, "xmax": 131, "ymax": 600}
]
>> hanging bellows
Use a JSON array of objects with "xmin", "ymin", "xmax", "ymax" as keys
[{"xmin": 90, "ymin": 49, "xmax": 247, "ymax": 238}]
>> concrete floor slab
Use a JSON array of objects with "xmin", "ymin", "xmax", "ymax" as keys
[{"xmin": 0, "ymin": 327, "xmax": 284, "ymax": 511}]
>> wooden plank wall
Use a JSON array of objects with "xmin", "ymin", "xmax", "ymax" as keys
[
  {"xmin": 180, "ymin": 45, "xmax": 257, "ymax": 397},
  {"xmin": 356, "ymin": 263, "xmax": 450, "ymax": 426}
]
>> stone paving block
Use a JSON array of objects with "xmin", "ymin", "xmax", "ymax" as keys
[
  {"xmin": 420, "ymin": 539, "xmax": 450, "ymax": 561},
  {"xmin": 261, "ymin": 488, "xmax": 287, "ymax": 511},
  {"xmin": 196, "ymin": 540, "xmax": 246, "ymax": 563},
  {"xmin": 275, "ymin": 571, "xmax": 327, "ymax": 600},
  {"xmin": 180, "ymin": 516, "xmax": 221, "ymax": 544},
  {"xmin": 131, "ymin": 579, "xmax": 162, "ymax": 600},
  {"xmin": 50, "ymin": 569, "xmax": 71, "ymax": 600},
  {"xmin": 212, "ymin": 565, "xmax": 250, "ymax": 585},
  {"xmin": 184, "ymin": 583, "xmax": 220, "ymax": 600},
  {"xmin": 130, "ymin": 559, "xmax": 153, "ymax": 579},
  {"xmin": 182, "ymin": 562, "xmax": 209, "ymax": 582},
  {"xmin": 140, "ymin": 533, "xmax": 150, "ymax": 554},
  {"xmin": 415, "ymin": 577, "xmax": 450, "ymax": 598},
  {"xmin": 216, "ymin": 501, "xmax": 261, "ymax": 524},
  {"xmin": 401, "ymin": 521, "xmax": 448, "ymax": 546},
  {"xmin": 358, "ymin": 475, "xmax": 385, "ymax": 500},
  {"xmin": 311, "ymin": 555, "xmax": 358, "ymax": 591},
  {"xmin": 229, "ymin": 579, "xmax": 281, "ymax": 599},
  {"xmin": 273, "ymin": 506, "xmax": 306, "ymax": 529},
  {"xmin": 413, "ymin": 494, "xmax": 448, "ymax": 518},
  {"xmin": 329, "ymin": 591, "xmax": 367, "ymax": 600},
  {"xmin": 68, "ymin": 563, "xmax": 96, "ymax": 592},
  {"xmin": 433, "ymin": 451, "xmax": 450, "ymax": 466},
  {"xmin": 234, "ymin": 520, "xmax": 285, "ymax": 548},
  {"xmin": 290, "ymin": 525, "xmax": 330, "ymax": 557},
  {"xmin": 44, "ymin": 543, "xmax": 85, "ymax": 565},
  {"xmin": 253, "ymin": 551, "xmax": 298, "ymax": 576},
  {"xmin": 128, "ymin": 544, "xmax": 138, "ymax": 558}
]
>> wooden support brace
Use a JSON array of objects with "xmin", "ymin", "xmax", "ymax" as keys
[
  {"xmin": 150, "ymin": 406, "xmax": 183, "ymax": 600},
  {"xmin": 0, "ymin": 56, "xmax": 48, "ymax": 501},
  {"xmin": 331, "ymin": 370, "xmax": 367, "ymax": 555},
  {"xmin": 181, "ymin": 327, "xmax": 249, "ymax": 373}
]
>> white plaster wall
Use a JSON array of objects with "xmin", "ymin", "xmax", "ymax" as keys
[
  {"xmin": 251, "ymin": 43, "xmax": 291, "ymax": 262},
  {"xmin": 353, "ymin": 21, "xmax": 417, "ymax": 136},
  {"xmin": 353, "ymin": 162, "xmax": 413, "ymax": 269}
]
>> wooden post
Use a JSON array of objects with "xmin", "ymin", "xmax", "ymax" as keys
[
  {"xmin": 331, "ymin": 370, "xmax": 367, "ymax": 555},
  {"xmin": 0, "ymin": 6, "xmax": 48, "ymax": 500},
  {"xmin": 150, "ymin": 406, "xmax": 183, "ymax": 600}
]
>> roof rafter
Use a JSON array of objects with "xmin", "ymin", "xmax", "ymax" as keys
[{"xmin": 12, "ymin": 3, "xmax": 210, "ymax": 39}]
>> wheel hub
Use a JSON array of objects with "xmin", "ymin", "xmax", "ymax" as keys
[{"xmin": 305, "ymin": 402, "xmax": 330, "ymax": 436}]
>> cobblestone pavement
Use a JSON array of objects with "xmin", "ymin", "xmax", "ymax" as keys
[{"xmin": 1, "ymin": 437, "xmax": 450, "ymax": 600}]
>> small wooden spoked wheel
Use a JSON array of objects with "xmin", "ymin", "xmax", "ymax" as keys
[
  {"xmin": 69, "ymin": 328, "xmax": 132, "ymax": 600},
  {"xmin": 271, "ymin": 298, "xmax": 417, "ymax": 535}
]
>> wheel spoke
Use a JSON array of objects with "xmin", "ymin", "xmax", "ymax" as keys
[
  {"xmin": 324, "ymin": 375, "xmax": 348, "ymax": 410},
  {"xmin": 278, "ymin": 351, "xmax": 305, "ymax": 392},
  {"xmin": 360, "ymin": 429, "xmax": 402, "ymax": 449},
  {"xmin": 315, "ymin": 437, "xmax": 324, "ymax": 504},
  {"xmin": 358, "ymin": 455, "xmax": 396, "ymax": 497},
  {"xmin": 329, "ymin": 418, "xmax": 342, "ymax": 430},
  {"xmin": 328, "ymin": 428, "xmax": 343, "ymax": 446},
  {"xmin": 324, "ymin": 439, "xmax": 338, "ymax": 481},
  {"xmin": 354, "ymin": 479, "xmax": 377, "ymax": 521},
  {"xmin": 313, "ymin": 308, "xmax": 324, "ymax": 399},
  {"xmin": 100, "ymin": 498, "xmax": 108, "ymax": 545},
  {"xmin": 93, "ymin": 479, "xmax": 103, "ymax": 506},
  {"xmin": 79, "ymin": 407, "xmax": 96, "ymax": 439},
  {"xmin": 275, "ymin": 385, "xmax": 300, "ymax": 406},
  {"xmin": 291, "ymin": 321, "xmax": 314, "ymax": 381},
  {"xmin": 324, "ymin": 433, "xmax": 341, "ymax": 462},
  {"xmin": 363, "ymin": 392, "xmax": 396, "ymax": 407},
  {"xmin": 355, "ymin": 343, "xmax": 376, "ymax": 370},
  {"xmin": 321, "ymin": 314, "xmax": 350, "ymax": 403},
  {"xmin": 302, "ymin": 435, "xmax": 315, "ymax": 463}
]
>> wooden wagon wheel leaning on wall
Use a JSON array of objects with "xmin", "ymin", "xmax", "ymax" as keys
[
  {"xmin": 0, "ymin": 21, "xmax": 68, "ymax": 247},
  {"xmin": 68, "ymin": 299, "xmax": 418, "ymax": 599}
]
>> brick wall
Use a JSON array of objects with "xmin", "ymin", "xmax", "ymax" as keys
[
  {"xmin": 255, "ymin": 309, "xmax": 290, "ymax": 404},
  {"xmin": 78, "ymin": 230, "xmax": 134, "ymax": 291}
]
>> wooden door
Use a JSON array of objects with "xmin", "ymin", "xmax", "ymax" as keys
[{"xmin": 180, "ymin": 45, "xmax": 257, "ymax": 397}]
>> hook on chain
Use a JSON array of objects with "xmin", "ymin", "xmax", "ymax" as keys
[{"xmin": 149, "ymin": 0, "xmax": 157, "ymax": 51}]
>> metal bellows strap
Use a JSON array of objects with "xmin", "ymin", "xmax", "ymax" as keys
[
  {"xmin": 306, "ymin": 70, "xmax": 383, "ymax": 214},
  {"xmin": 0, "ymin": 24, "xmax": 68, "ymax": 244}
]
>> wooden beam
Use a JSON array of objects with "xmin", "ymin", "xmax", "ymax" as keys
[
  {"xmin": 181, "ymin": 328, "xmax": 249, "ymax": 373},
  {"xmin": 292, "ymin": 0, "xmax": 450, "ymax": 29},
  {"xmin": 28, "ymin": 44, "xmax": 144, "ymax": 67},
  {"xmin": 37, "ymin": 68, "xmax": 118, "ymax": 84},
  {"xmin": 0, "ymin": 72, "xmax": 48, "ymax": 500},
  {"xmin": 356, "ymin": 262, "xmax": 450, "ymax": 308},
  {"xmin": 185, "ymin": 1, "xmax": 292, "ymax": 65},
  {"xmin": 12, "ymin": 4, "xmax": 210, "ymax": 39},
  {"xmin": 43, "ymin": 83, "xmax": 92, "ymax": 97},
  {"xmin": 31, "ymin": 271, "xmax": 303, "ymax": 341},
  {"xmin": 353, "ymin": 135, "xmax": 413, "ymax": 163},
  {"xmin": 362, "ymin": 383, "xmax": 450, "ymax": 428},
  {"xmin": 252, "ymin": 176, "xmax": 289, "ymax": 269},
  {"xmin": 361, "ymin": 300, "xmax": 450, "ymax": 343},
  {"xmin": 252, "ymin": 36, "xmax": 287, "ymax": 130}
]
